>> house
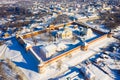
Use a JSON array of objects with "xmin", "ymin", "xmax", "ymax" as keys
[
  {"xmin": 86, "ymin": 28, "xmax": 93, "ymax": 37},
  {"xmin": 40, "ymin": 44, "xmax": 57, "ymax": 58},
  {"xmin": 61, "ymin": 27, "xmax": 73, "ymax": 39},
  {"xmin": 56, "ymin": 43, "xmax": 67, "ymax": 51},
  {"xmin": 80, "ymin": 66, "xmax": 95, "ymax": 80}
]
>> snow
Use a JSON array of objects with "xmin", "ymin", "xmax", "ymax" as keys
[
  {"xmin": 59, "ymin": 71, "xmax": 79, "ymax": 80},
  {"xmin": 0, "ymin": 44, "xmax": 7, "ymax": 58},
  {"xmin": 0, "ymin": 25, "xmax": 118, "ymax": 80},
  {"xmin": 23, "ymin": 24, "xmax": 102, "ymax": 60},
  {"xmin": 0, "ymin": 63, "xmax": 18, "ymax": 80},
  {"xmin": 80, "ymin": 66, "xmax": 95, "ymax": 79},
  {"xmin": 19, "ymin": 35, "xmax": 112, "ymax": 80},
  {"xmin": 88, "ymin": 45, "xmax": 120, "ymax": 80},
  {"xmin": 37, "ymin": 37, "xmax": 115, "ymax": 79},
  {"xmin": 39, "ymin": 44, "xmax": 57, "ymax": 58},
  {"xmin": 56, "ymin": 37, "xmax": 117, "ymax": 80},
  {"xmin": 56, "ymin": 43, "xmax": 67, "ymax": 51},
  {"xmin": 1, "ymin": 38, "xmax": 40, "ymax": 80},
  {"xmin": 87, "ymin": 64, "xmax": 112, "ymax": 80},
  {"xmin": 85, "ymin": 21, "xmax": 110, "ymax": 33}
]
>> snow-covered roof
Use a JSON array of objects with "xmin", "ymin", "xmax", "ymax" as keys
[
  {"xmin": 82, "ymin": 42, "xmax": 88, "ymax": 46},
  {"xmin": 80, "ymin": 66, "xmax": 95, "ymax": 79},
  {"xmin": 25, "ymin": 43, "xmax": 32, "ymax": 48},
  {"xmin": 40, "ymin": 44, "xmax": 57, "ymax": 57},
  {"xmin": 95, "ymin": 58, "xmax": 103, "ymax": 63},
  {"xmin": 56, "ymin": 43, "xmax": 67, "ymax": 51},
  {"xmin": 45, "ymin": 44, "xmax": 56, "ymax": 52}
]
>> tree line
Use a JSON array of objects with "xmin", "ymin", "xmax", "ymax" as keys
[{"xmin": 100, "ymin": 8, "xmax": 120, "ymax": 30}]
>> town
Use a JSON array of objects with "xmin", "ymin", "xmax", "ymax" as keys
[{"xmin": 0, "ymin": 0, "xmax": 120, "ymax": 80}]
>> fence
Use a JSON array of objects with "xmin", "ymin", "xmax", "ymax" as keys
[
  {"xmin": 42, "ymin": 46, "xmax": 81, "ymax": 68},
  {"xmin": 16, "ymin": 21, "xmax": 112, "ymax": 74},
  {"xmin": 88, "ymin": 34, "xmax": 108, "ymax": 45},
  {"xmin": 38, "ymin": 34, "xmax": 108, "ymax": 70},
  {"xmin": 21, "ymin": 22, "xmax": 73, "ymax": 39}
]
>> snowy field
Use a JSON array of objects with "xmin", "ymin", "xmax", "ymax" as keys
[{"xmin": 0, "ymin": 38, "xmax": 41, "ymax": 80}]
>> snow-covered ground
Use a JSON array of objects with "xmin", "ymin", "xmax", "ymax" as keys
[
  {"xmin": 85, "ymin": 21, "xmax": 110, "ymax": 33},
  {"xmin": 56, "ymin": 39, "xmax": 120, "ymax": 80},
  {"xmin": 87, "ymin": 64, "xmax": 112, "ymax": 80},
  {"xmin": 24, "ymin": 25, "xmax": 102, "ymax": 60},
  {"xmin": 0, "ymin": 38, "xmax": 40, "ymax": 80},
  {"xmin": 113, "ymin": 29, "xmax": 120, "ymax": 40},
  {"xmin": 0, "ymin": 44, "xmax": 7, "ymax": 58},
  {"xmin": 57, "ymin": 63, "xmax": 112, "ymax": 80},
  {"xmin": 33, "ymin": 37, "xmax": 116, "ymax": 80},
  {"xmin": 0, "ymin": 31, "xmax": 118, "ymax": 80},
  {"xmin": 0, "ymin": 62, "xmax": 19, "ymax": 80}
]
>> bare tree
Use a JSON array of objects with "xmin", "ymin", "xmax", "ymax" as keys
[
  {"xmin": 72, "ymin": 35, "xmax": 77, "ymax": 42},
  {"xmin": 51, "ymin": 14, "xmax": 70, "ymax": 25},
  {"xmin": 56, "ymin": 60, "xmax": 62, "ymax": 70},
  {"xmin": 67, "ymin": 54, "xmax": 72, "ymax": 58},
  {"xmin": 100, "ymin": 10, "xmax": 120, "ymax": 31},
  {"xmin": 30, "ymin": 29, "xmax": 37, "ymax": 45}
]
